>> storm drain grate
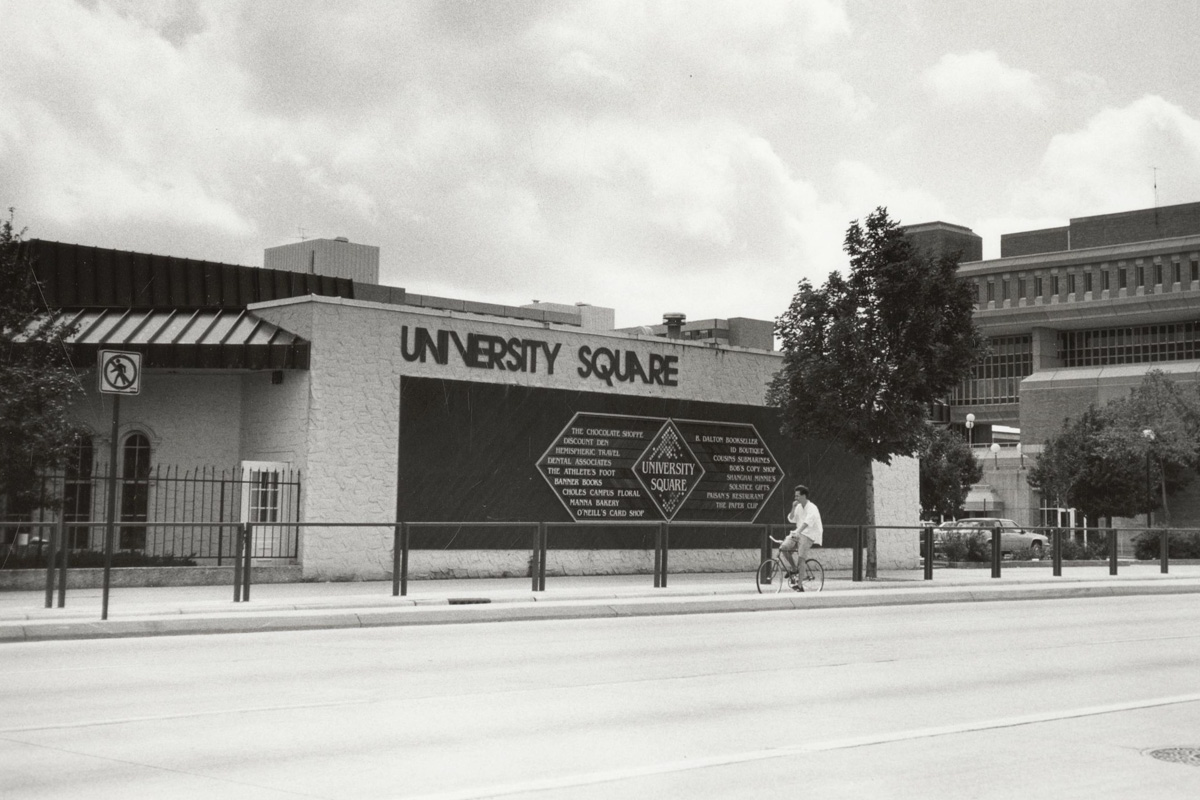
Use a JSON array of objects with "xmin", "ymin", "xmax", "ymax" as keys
[
  {"xmin": 447, "ymin": 598, "xmax": 492, "ymax": 605},
  {"xmin": 1147, "ymin": 748, "xmax": 1200, "ymax": 766}
]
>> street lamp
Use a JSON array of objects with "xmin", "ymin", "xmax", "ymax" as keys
[
  {"xmin": 1142, "ymin": 428, "xmax": 1155, "ymax": 528},
  {"xmin": 990, "ymin": 442, "xmax": 1000, "ymax": 468},
  {"xmin": 965, "ymin": 413, "xmax": 975, "ymax": 448}
]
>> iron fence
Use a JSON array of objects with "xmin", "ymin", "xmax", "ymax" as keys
[{"xmin": 1, "ymin": 465, "xmax": 301, "ymax": 562}]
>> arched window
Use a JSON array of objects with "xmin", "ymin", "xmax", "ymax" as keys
[
  {"xmin": 119, "ymin": 433, "xmax": 151, "ymax": 550},
  {"xmin": 64, "ymin": 433, "xmax": 94, "ymax": 549}
]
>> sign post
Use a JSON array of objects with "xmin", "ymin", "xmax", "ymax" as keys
[{"xmin": 97, "ymin": 351, "xmax": 141, "ymax": 620}]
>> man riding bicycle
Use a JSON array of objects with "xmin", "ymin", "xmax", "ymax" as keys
[{"xmin": 773, "ymin": 485, "xmax": 822, "ymax": 588}]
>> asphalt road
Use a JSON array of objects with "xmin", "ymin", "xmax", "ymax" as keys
[{"xmin": 3, "ymin": 594, "xmax": 1200, "ymax": 799}]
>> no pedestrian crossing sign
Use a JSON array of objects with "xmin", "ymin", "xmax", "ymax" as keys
[{"xmin": 98, "ymin": 350, "xmax": 142, "ymax": 395}]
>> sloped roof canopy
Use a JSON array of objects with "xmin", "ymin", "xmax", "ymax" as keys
[
  {"xmin": 16, "ymin": 240, "xmax": 322, "ymax": 370},
  {"xmin": 24, "ymin": 239, "xmax": 352, "ymax": 310},
  {"xmin": 963, "ymin": 485, "xmax": 1004, "ymax": 513},
  {"xmin": 60, "ymin": 309, "xmax": 309, "ymax": 370}
]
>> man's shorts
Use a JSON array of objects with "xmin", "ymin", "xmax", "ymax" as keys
[
  {"xmin": 781, "ymin": 532, "xmax": 813, "ymax": 551},
  {"xmin": 781, "ymin": 532, "xmax": 814, "ymax": 567}
]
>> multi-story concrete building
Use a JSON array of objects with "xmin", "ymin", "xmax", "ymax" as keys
[{"xmin": 908, "ymin": 202, "xmax": 1200, "ymax": 527}]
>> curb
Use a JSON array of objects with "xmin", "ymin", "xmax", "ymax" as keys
[{"xmin": 4, "ymin": 579, "xmax": 1200, "ymax": 643}]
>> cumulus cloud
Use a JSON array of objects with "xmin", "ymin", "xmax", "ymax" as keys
[
  {"xmin": 923, "ymin": 50, "xmax": 1048, "ymax": 112},
  {"xmin": 1011, "ymin": 95, "xmax": 1200, "ymax": 218},
  {"xmin": 2, "ymin": 0, "xmax": 876, "ymax": 324},
  {"xmin": 829, "ymin": 161, "xmax": 948, "ymax": 227},
  {"xmin": 0, "ymin": 0, "xmax": 260, "ymax": 256},
  {"xmin": 25, "ymin": 0, "xmax": 1172, "ymax": 326}
]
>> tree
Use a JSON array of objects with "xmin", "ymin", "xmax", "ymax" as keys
[
  {"xmin": 768, "ymin": 207, "xmax": 984, "ymax": 576},
  {"xmin": 1106, "ymin": 370, "xmax": 1200, "ymax": 524},
  {"xmin": 1027, "ymin": 370, "xmax": 1200, "ymax": 525},
  {"xmin": 919, "ymin": 423, "xmax": 982, "ymax": 519},
  {"xmin": 1027, "ymin": 406, "xmax": 1143, "ymax": 524},
  {"xmin": 0, "ymin": 210, "xmax": 84, "ymax": 521}
]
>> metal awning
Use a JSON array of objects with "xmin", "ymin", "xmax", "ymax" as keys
[
  {"xmin": 57, "ymin": 309, "xmax": 309, "ymax": 370},
  {"xmin": 963, "ymin": 485, "xmax": 1004, "ymax": 513}
]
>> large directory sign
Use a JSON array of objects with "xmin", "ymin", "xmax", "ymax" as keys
[{"xmin": 537, "ymin": 412, "xmax": 784, "ymax": 523}]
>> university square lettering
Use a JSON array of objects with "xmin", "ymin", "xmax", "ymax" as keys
[
  {"xmin": 400, "ymin": 326, "xmax": 561, "ymax": 374},
  {"xmin": 576, "ymin": 345, "xmax": 679, "ymax": 387},
  {"xmin": 398, "ymin": 325, "xmax": 680, "ymax": 386}
]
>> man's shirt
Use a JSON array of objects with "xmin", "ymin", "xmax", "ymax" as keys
[{"xmin": 788, "ymin": 501, "xmax": 823, "ymax": 546}]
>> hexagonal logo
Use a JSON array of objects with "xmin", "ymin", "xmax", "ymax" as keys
[{"xmin": 633, "ymin": 420, "xmax": 704, "ymax": 520}]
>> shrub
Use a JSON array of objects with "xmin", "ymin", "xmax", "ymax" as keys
[
  {"xmin": 1133, "ymin": 530, "xmax": 1200, "ymax": 560},
  {"xmin": 942, "ymin": 531, "xmax": 991, "ymax": 562},
  {"xmin": 1009, "ymin": 544, "xmax": 1041, "ymax": 561},
  {"xmin": 1058, "ymin": 536, "xmax": 1109, "ymax": 561}
]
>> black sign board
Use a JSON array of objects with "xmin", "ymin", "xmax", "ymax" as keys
[{"xmin": 537, "ymin": 412, "xmax": 783, "ymax": 522}]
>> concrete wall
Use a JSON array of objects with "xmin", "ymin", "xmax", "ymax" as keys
[
  {"xmin": 264, "ymin": 238, "xmax": 380, "ymax": 284},
  {"xmin": 904, "ymin": 223, "xmax": 984, "ymax": 263},
  {"xmin": 1020, "ymin": 362, "xmax": 1200, "ymax": 444},
  {"xmin": 68, "ymin": 367, "xmax": 311, "ymax": 471},
  {"xmin": 1001, "ymin": 227, "xmax": 1069, "ymax": 258},
  {"xmin": 0, "ymin": 566, "xmax": 302, "ymax": 591},
  {"xmin": 239, "ymin": 370, "xmax": 311, "ymax": 467},
  {"xmin": 727, "ymin": 318, "xmax": 776, "ymax": 351},
  {"xmin": 403, "ymin": 547, "xmax": 864, "ymax": 580},
  {"xmin": 874, "ymin": 456, "xmax": 921, "ymax": 569},
  {"xmin": 71, "ymin": 373, "xmax": 244, "ymax": 469},
  {"xmin": 1070, "ymin": 203, "xmax": 1200, "ymax": 250}
]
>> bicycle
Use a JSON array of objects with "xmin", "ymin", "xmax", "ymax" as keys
[{"xmin": 756, "ymin": 539, "xmax": 824, "ymax": 594}]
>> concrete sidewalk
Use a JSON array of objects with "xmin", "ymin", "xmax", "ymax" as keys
[{"xmin": 3, "ymin": 564, "xmax": 1200, "ymax": 643}]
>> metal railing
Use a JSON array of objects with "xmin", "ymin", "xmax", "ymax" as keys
[
  {"xmin": 2, "ymin": 465, "xmax": 301, "ymax": 560},
  {"xmin": 919, "ymin": 524, "xmax": 1180, "ymax": 579},
  {"xmin": 8, "ymin": 519, "xmax": 1194, "ymax": 620}
]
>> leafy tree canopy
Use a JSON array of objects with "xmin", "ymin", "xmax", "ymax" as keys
[
  {"xmin": 919, "ymin": 423, "xmax": 983, "ymax": 519},
  {"xmin": 1, "ymin": 210, "xmax": 84, "ymax": 515},
  {"xmin": 1027, "ymin": 370, "xmax": 1200, "ymax": 522},
  {"xmin": 768, "ymin": 207, "xmax": 984, "ymax": 464}
]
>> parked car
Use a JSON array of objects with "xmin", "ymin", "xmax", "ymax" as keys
[{"xmin": 935, "ymin": 518, "xmax": 1049, "ymax": 557}]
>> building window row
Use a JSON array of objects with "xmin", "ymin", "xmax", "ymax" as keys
[
  {"xmin": 1059, "ymin": 321, "xmax": 1200, "ymax": 367},
  {"xmin": 949, "ymin": 335, "xmax": 1032, "ymax": 407},
  {"xmin": 973, "ymin": 255, "xmax": 1200, "ymax": 306}
]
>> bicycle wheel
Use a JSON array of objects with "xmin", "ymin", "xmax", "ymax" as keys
[
  {"xmin": 802, "ymin": 559, "xmax": 824, "ymax": 592},
  {"xmin": 756, "ymin": 558, "xmax": 785, "ymax": 594}
]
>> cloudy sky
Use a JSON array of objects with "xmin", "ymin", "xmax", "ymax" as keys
[{"xmin": 4, "ymin": 1, "xmax": 1200, "ymax": 327}]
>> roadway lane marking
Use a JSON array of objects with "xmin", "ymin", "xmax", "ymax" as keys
[
  {"xmin": 0, "ymin": 699, "xmax": 370, "ymax": 734},
  {"xmin": 405, "ymin": 692, "xmax": 1200, "ymax": 800}
]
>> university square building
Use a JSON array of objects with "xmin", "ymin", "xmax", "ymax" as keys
[
  {"xmin": 6, "ymin": 237, "xmax": 919, "ymax": 582},
  {"xmin": 907, "ymin": 201, "xmax": 1200, "ymax": 529}
]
